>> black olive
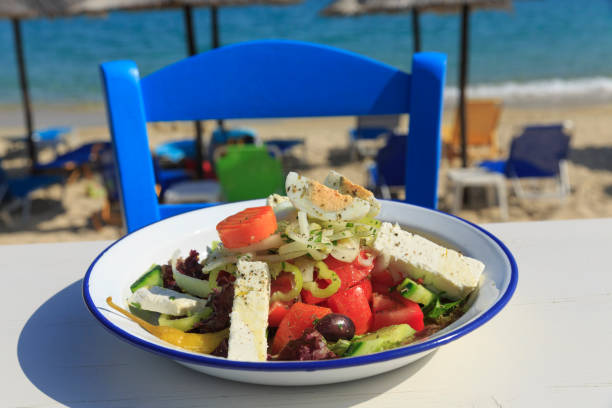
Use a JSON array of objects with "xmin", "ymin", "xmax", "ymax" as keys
[{"xmin": 314, "ymin": 313, "xmax": 355, "ymax": 342}]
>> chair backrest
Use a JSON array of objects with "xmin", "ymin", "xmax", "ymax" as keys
[
  {"xmin": 506, "ymin": 124, "xmax": 571, "ymax": 178},
  {"xmin": 215, "ymin": 144, "xmax": 284, "ymax": 202},
  {"xmin": 100, "ymin": 40, "xmax": 446, "ymax": 232},
  {"xmin": 451, "ymin": 99, "xmax": 502, "ymax": 146}
]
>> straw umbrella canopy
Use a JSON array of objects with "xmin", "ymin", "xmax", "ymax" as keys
[
  {"xmin": 1, "ymin": 0, "xmax": 300, "ymax": 174},
  {"xmin": 322, "ymin": 0, "xmax": 511, "ymax": 167}
]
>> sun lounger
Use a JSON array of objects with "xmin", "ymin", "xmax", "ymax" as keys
[
  {"xmin": 442, "ymin": 99, "xmax": 502, "ymax": 162},
  {"xmin": 445, "ymin": 122, "xmax": 572, "ymax": 221},
  {"xmin": 478, "ymin": 122, "xmax": 572, "ymax": 200},
  {"xmin": 34, "ymin": 141, "xmax": 110, "ymax": 181},
  {"xmin": 7, "ymin": 126, "xmax": 72, "ymax": 155},
  {"xmin": 349, "ymin": 115, "xmax": 400, "ymax": 160},
  {"xmin": 366, "ymin": 133, "xmax": 408, "ymax": 199},
  {"xmin": 0, "ymin": 163, "xmax": 64, "ymax": 226}
]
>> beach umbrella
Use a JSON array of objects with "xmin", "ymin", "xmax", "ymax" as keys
[
  {"xmin": 321, "ymin": 0, "xmax": 511, "ymax": 167},
  {"xmin": 1, "ymin": 0, "xmax": 300, "ymax": 174}
]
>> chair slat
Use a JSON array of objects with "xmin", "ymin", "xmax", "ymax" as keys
[
  {"xmin": 141, "ymin": 40, "xmax": 411, "ymax": 121},
  {"xmin": 100, "ymin": 61, "xmax": 160, "ymax": 232},
  {"xmin": 405, "ymin": 53, "xmax": 446, "ymax": 209}
]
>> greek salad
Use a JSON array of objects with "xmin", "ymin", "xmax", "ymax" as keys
[{"xmin": 107, "ymin": 170, "xmax": 485, "ymax": 361}]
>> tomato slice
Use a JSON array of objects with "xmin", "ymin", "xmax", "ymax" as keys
[
  {"xmin": 371, "ymin": 299, "xmax": 424, "ymax": 332},
  {"xmin": 271, "ymin": 302, "xmax": 332, "ymax": 354},
  {"xmin": 271, "ymin": 272, "xmax": 294, "ymax": 295},
  {"xmin": 324, "ymin": 251, "xmax": 374, "ymax": 290},
  {"xmin": 358, "ymin": 278, "xmax": 373, "ymax": 302},
  {"xmin": 268, "ymin": 301, "xmax": 292, "ymax": 327},
  {"xmin": 300, "ymin": 281, "xmax": 330, "ymax": 305},
  {"xmin": 326, "ymin": 281, "xmax": 373, "ymax": 335},
  {"xmin": 371, "ymin": 269, "xmax": 401, "ymax": 288},
  {"xmin": 216, "ymin": 206, "xmax": 277, "ymax": 249},
  {"xmin": 301, "ymin": 251, "xmax": 375, "ymax": 303},
  {"xmin": 372, "ymin": 293, "xmax": 399, "ymax": 312}
]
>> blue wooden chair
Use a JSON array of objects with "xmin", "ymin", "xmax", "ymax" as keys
[{"xmin": 100, "ymin": 40, "xmax": 446, "ymax": 233}]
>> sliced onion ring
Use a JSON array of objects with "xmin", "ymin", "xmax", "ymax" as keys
[
  {"xmin": 231, "ymin": 233, "xmax": 284, "ymax": 253},
  {"xmin": 357, "ymin": 251, "xmax": 375, "ymax": 267},
  {"xmin": 253, "ymin": 251, "xmax": 308, "ymax": 263}
]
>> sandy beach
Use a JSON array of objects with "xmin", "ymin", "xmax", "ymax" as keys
[{"xmin": 0, "ymin": 101, "xmax": 611, "ymax": 244}]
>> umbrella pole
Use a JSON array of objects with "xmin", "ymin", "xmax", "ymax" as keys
[
  {"xmin": 12, "ymin": 19, "xmax": 38, "ymax": 171},
  {"xmin": 211, "ymin": 6, "xmax": 220, "ymax": 49},
  {"xmin": 411, "ymin": 9, "xmax": 421, "ymax": 53},
  {"xmin": 458, "ymin": 5, "xmax": 470, "ymax": 168},
  {"xmin": 210, "ymin": 6, "xmax": 225, "ymax": 132},
  {"xmin": 183, "ymin": 5, "xmax": 204, "ymax": 179}
]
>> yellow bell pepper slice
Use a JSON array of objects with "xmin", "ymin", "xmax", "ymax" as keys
[{"xmin": 106, "ymin": 297, "xmax": 227, "ymax": 354}]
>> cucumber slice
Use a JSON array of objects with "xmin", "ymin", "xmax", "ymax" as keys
[
  {"xmin": 173, "ymin": 270, "xmax": 211, "ymax": 298},
  {"xmin": 128, "ymin": 304, "xmax": 160, "ymax": 325},
  {"xmin": 344, "ymin": 324, "xmax": 415, "ymax": 357},
  {"xmin": 329, "ymin": 339, "xmax": 352, "ymax": 357},
  {"xmin": 130, "ymin": 264, "xmax": 163, "ymax": 293},
  {"xmin": 158, "ymin": 307, "xmax": 212, "ymax": 332},
  {"xmin": 171, "ymin": 253, "xmax": 211, "ymax": 298},
  {"xmin": 396, "ymin": 277, "xmax": 435, "ymax": 306}
]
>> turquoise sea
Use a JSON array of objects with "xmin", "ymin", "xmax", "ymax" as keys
[{"xmin": 1, "ymin": 0, "xmax": 612, "ymax": 105}]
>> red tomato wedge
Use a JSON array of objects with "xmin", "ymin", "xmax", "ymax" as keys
[
  {"xmin": 371, "ymin": 269, "xmax": 401, "ymax": 288},
  {"xmin": 271, "ymin": 302, "xmax": 332, "ymax": 354},
  {"xmin": 216, "ymin": 206, "xmax": 277, "ymax": 249},
  {"xmin": 271, "ymin": 272, "xmax": 294, "ymax": 296},
  {"xmin": 359, "ymin": 278, "xmax": 373, "ymax": 302},
  {"xmin": 327, "ymin": 281, "xmax": 373, "ymax": 335},
  {"xmin": 372, "ymin": 282, "xmax": 393, "ymax": 295},
  {"xmin": 301, "ymin": 252, "xmax": 375, "ymax": 303},
  {"xmin": 371, "ymin": 299, "xmax": 424, "ymax": 332},
  {"xmin": 372, "ymin": 293, "xmax": 399, "ymax": 312},
  {"xmin": 268, "ymin": 301, "xmax": 292, "ymax": 327},
  {"xmin": 300, "ymin": 280, "xmax": 330, "ymax": 305},
  {"xmin": 324, "ymin": 251, "xmax": 375, "ymax": 290}
]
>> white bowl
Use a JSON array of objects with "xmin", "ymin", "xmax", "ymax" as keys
[{"xmin": 83, "ymin": 199, "xmax": 517, "ymax": 386}]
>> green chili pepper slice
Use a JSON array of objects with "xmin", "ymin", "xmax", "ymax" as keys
[
  {"xmin": 270, "ymin": 262, "xmax": 303, "ymax": 302},
  {"xmin": 302, "ymin": 261, "xmax": 341, "ymax": 298}
]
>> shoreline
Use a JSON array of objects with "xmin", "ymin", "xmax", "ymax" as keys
[
  {"xmin": 3, "ymin": 72, "xmax": 612, "ymax": 122},
  {"xmin": 3, "ymin": 97, "xmax": 612, "ymax": 131},
  {"xmin": 0, "ymin": 100, "xmax": 611, "ymax": 244}
]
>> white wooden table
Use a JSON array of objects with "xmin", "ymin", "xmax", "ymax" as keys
[{"xmin": 3, "ymin": 218, "xmax": 611, "ymax": 407}]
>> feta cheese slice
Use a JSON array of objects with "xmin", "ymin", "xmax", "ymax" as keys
[
  {"xmin": 266, "ymin": 193, "xmax": 297, "ymax": 221},
  {"xmin": 128, "ymin": 286, "xmax": 207, "ymax": 316},
  {"xmin": 373, "ymin": 222, "xmax": 484, "ymax": 300},
  {"xmin": 227, "ymin": 259, "xmax": 271, "ymax": 362}
]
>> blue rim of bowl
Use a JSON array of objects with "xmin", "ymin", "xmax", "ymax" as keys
[{"xmin": 83, "ymin": 202, "xmax": 518, "ymax": 371}]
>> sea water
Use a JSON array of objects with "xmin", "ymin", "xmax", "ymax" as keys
[{"xmin": 1, "ymin": 0, "xmax": 612, "ymax": 106}]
